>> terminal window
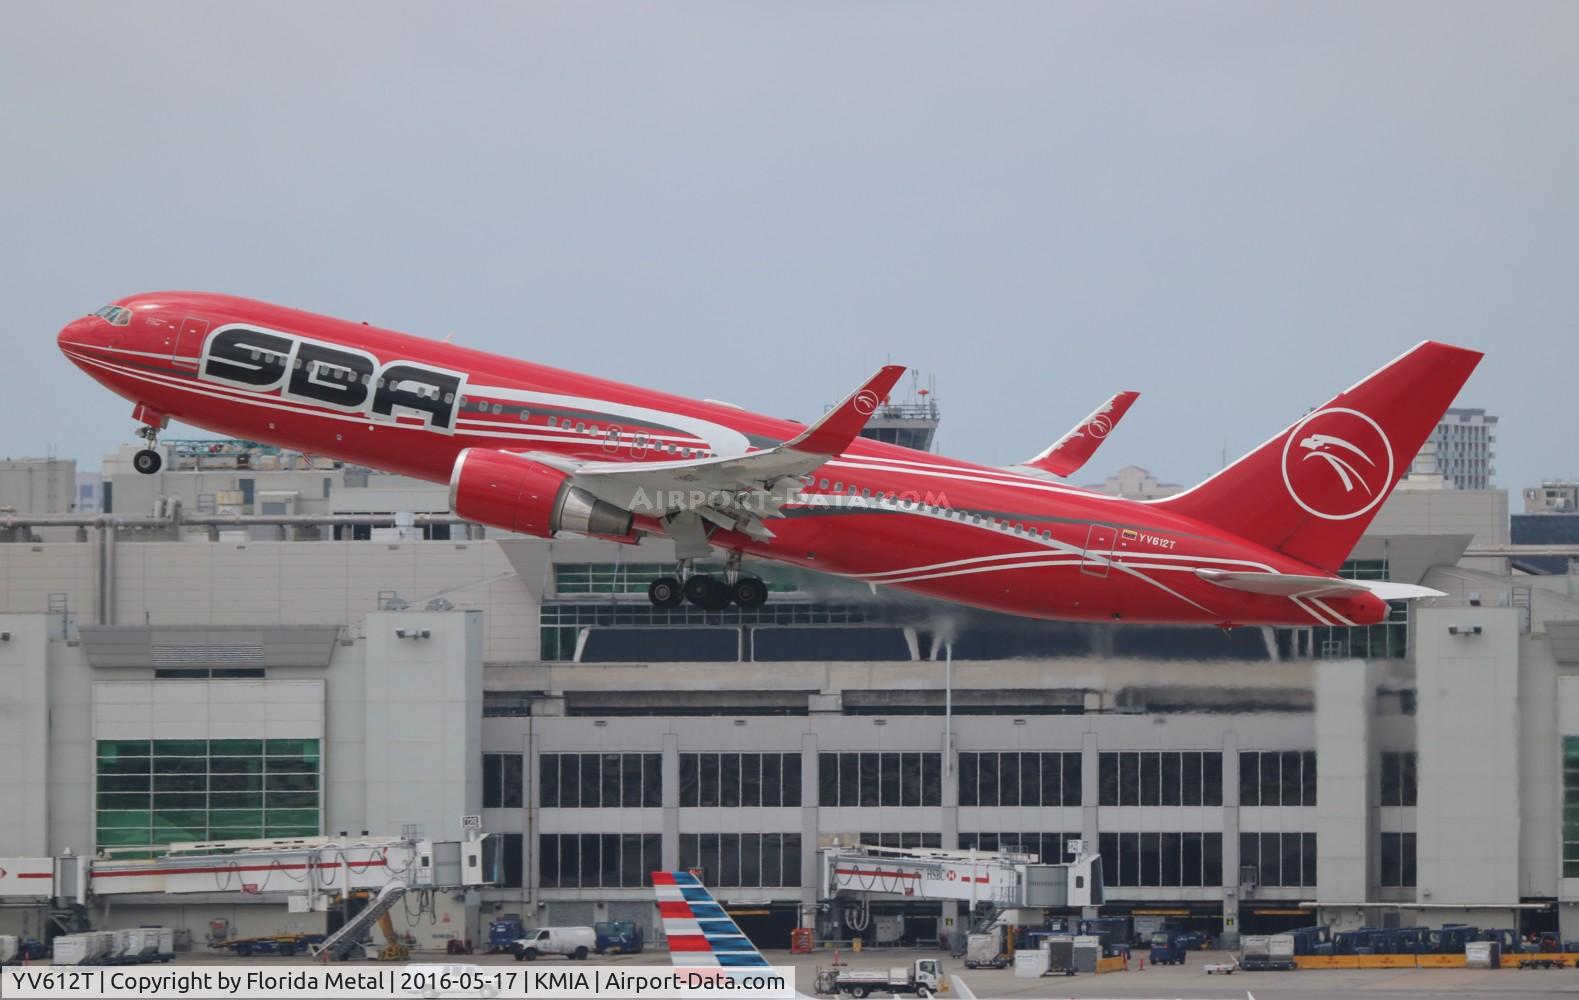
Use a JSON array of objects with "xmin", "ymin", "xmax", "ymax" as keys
[
  {"xmin": 1379, "ymin": 831, "xmax": 1417, "ymax": 887},
  {"xmin": 678, "ymin": 832, "xmax": 803, "ymax": 887},
  {"xmin": 862, "ymin": 832, "xmax": 943, "ymax": 849},
  {"xmin": 818, "ymin": 752, "xmax": 942, "ymax": 807},
  {"xmin": 1379, "ymin": 751, "xmax": 1418, "ymax": 807},
  {"xmin": 959, "ymin": 751, "xmax": 1080, "ymax": 807},
  {"xmin": 1239, "ymin": 751, "xmax": 1318, "ymax": 807},
  {"xmin": 539, "ymin": 753, "xmax": 662, "ymax": 808},
  {"xmin": 483, "ymin": 753, "xmax": 524, "ymax": 809},
  {"xmin": 95, "ymin": 738, "xmax": 321, "ymax": 850},
  {"xmin": 960, "ymin": 832, "xmax": 1078, "ymax": 865},
  {"xmin": 681, "ymin": 752, "xmax": 802, "ymax": 807},
  {"xmin": 1098, "ymin": 831, "xmax": 1223, "ymax": 888},
  {"xmin": 1238, "ymin": 832, "xmax": 1318, "ymax": 888},
  {"xmin": 1564, "ymin": 737, "xmax": 1579, "ymax": 877},
  {"xmin": 538, "ymin": 601, "xmax": 873, "ymax": 661},
  {"xmin": 539, "ymin": 833, "xmax": 661, "ymax": 888},
  {"xmin": 1098, "ymin": 751, "xmax": 1223, "ymax": 807}
]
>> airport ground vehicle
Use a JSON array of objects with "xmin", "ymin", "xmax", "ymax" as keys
[
  {"xmin": 1239, "ymin": 934, "xmax": 1296, "ymax": 971},
  {"xmin": 210, "ymin": 933, "xmax": 324, "ymax": 957},
  {"xmin": 963, "ymin": 927, "xmax": 1009, "ymax": 969},
  {"xmin": 512, "ymin": 927, "xmax": 596, "ymax": 961},
  {"xmin": 1147, "ymin": 931, "xmax": 1188, "ymax": 966},
  {"xmin": 593, "ymin": 920, "xmax": 643, "ymax": 955},
  {"xmin": 488, "ymin": 916, "xmax": 525, "ymax": 954},
  {"xmin": 824, "ymin": 959, "xmax": 945, "ymax": 998}
]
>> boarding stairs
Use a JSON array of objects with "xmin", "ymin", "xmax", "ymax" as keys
[{"xmin": 311, "ymin": 881, "xmax": 408, "ymax": 961}]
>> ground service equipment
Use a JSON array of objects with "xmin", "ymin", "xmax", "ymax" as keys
[{"xmin": 823, "ymin": 958, "xmax": 945, "ymax": 998}]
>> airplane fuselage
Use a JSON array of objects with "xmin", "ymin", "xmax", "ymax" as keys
[{"xmin": 59, "ymin": 292, "xmax": 1391, "ymax": 628}]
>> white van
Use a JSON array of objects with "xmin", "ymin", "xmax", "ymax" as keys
[{"xmin": 512, "ymin": 927, "xmax": 596, "ymax": 961}]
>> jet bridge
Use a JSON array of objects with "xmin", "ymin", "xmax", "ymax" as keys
[
  {"xmin": 0, "ymin": 825, "xmax": 492, "ymax": 947},
  {"xmin": 819, "ymin": 843, "xmax": 1103, "ymax": 909}
]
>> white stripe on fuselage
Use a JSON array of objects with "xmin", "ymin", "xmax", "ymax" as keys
[{"xmin": 464, "ymin": 382, "xmax": 752, "ymax": 458}]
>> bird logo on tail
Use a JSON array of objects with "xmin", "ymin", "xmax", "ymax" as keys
[{"xmin": 1297, "ymin": 432, "xmax": 1376, "ymax": 494}]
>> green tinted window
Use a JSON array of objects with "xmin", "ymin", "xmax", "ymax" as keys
[
  {"xmin": 96, "ymin": 738, "xmax": 320, "ymax": 850},
  {"xmin": 210, "ymin": 739, "xmax": 264, "ymax": 756},
  {"xmin": 98, "ymin": 740, "xmax": 151, "ymax": 759}
]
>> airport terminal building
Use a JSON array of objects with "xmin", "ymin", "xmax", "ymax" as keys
[{"xmin": 2, "ymin": 437, "xmax": 1578, "ymax": 949}]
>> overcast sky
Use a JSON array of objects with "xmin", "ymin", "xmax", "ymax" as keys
[{"xmin": 3, "ymin": 2, "xmax": 1575, "ymax": 491}]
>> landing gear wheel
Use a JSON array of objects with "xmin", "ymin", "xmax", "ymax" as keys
[
  {"xmin": 648, "ymin": 577, "xmax": 684, "ymax": 608},
  {"xmin": 730, "ymin": 575, "xmax": 768, "ymax": 608},
  {"xmin": 133, "ymin": 449, "xmax": 162, "ymax": 475},
  {"xmin": 683, "ymin": 575, "xmax": 729, "ymax": 611}
]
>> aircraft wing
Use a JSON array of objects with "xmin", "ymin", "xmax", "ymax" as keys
[
  {"xmin": 1195, "ymin": 569, "xmax": 1445, "ymax": 600},
  {"xmin": 544, "ymin": 365, "xmax": 905, "ymax": 542},
  {"xmin": 950, "ymin": 974, "xmax": 979, "ymax": 999},
  {"xmin": 1019, "ymin": 390, "xmax": 1139, "ymax": 478}
]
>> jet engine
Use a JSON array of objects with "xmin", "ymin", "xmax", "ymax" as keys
[{"xmin": 449, "ymin": 448, "xmax": 633, "ymax": 539}]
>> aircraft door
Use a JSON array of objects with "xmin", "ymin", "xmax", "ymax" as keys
[
  {"xmin": 172, "ymin": 317, "xmax": 209, "ymax": 368},
  {"xmin": 1080, "ymin": 524, "xmax": 1117, "ymax": 577}
]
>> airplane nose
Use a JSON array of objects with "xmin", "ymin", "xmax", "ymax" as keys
[{"xmin": 59, "ymin": 316, "xmax": 95, "ymax": 352}]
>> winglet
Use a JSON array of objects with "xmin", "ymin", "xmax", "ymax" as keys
[
  {"xmin": 784, "ymin": 365, "xmax": 907, "ymax": 457},
  {"xmin": 1025, "ymin": 390, "xmax": 1139, "ymax": 477}
]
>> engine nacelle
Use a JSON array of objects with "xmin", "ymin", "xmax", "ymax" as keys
[{"xmin": 448, "ymin": 448, "xmax": 633, "ymax": 539}]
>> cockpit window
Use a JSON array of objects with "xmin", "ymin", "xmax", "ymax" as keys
[{"xmin": 92, "ymin": 305, "xmax": 132, "ymax": 326}]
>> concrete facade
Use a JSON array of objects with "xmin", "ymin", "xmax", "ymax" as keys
[{"xmin": 1, "ymin": 454, "xmax": 1578, "ymax": 950}]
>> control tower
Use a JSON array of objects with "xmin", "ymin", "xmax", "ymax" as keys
[{"xmin": 856, "ymin": 371, "xmax": 940, "ymax": 452}]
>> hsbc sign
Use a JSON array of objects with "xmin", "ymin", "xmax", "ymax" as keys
[{"xmin": 198, "ymin": 324, "xmax": 467, "ymax": 433}]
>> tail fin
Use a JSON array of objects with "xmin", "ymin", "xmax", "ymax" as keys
[
  {"xmin": 652, "ymin": 871, "xmax": 769, "ymax": 967},
  {"xmin": 1152, "ymin": 341, "xmax": 1482, "ymax": 572}
]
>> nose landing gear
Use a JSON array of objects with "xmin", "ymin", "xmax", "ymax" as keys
[{"xmin": 132, "ymin": 423, "xmax": 163, "ymax": 475}]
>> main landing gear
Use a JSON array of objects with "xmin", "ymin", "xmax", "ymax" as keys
[
  {"xmin": 132, "ymin": 423, "xmax": 163, "ymax": 475},
  {"xmin": 647, "ymin": 555, "xmax": 769, "ymax": 611}
]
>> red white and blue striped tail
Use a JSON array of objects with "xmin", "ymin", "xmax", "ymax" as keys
[{"xmin": 653, "ymin": 871, "xmax": 770, "ymax": 968}]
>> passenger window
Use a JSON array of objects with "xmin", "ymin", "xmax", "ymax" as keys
[
  {"xmin": 819, "ymin": 479, "xmax": 829, "ymax": 489},
  {"xmin": 519, "ymin": 410, "xmax": 531, "ymax": 421}
]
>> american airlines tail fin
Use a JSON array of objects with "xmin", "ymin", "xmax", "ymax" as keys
[
  {"xmin": 1151, "ymin": 341, "xmax": 1482, "ymax": 573},
  {"xmin": 653, "ymin": 871, "xmax": 770, "ymax": 968}
]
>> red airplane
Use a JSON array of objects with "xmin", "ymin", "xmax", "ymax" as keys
[{"xmin": 58, "ymin": 293, "xmax": 1480, "ymax": 627}]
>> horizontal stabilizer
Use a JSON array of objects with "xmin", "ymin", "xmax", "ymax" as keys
[{"xmin": 1195, "ymin": 569, "xmax": 1445, "ymax": 600}]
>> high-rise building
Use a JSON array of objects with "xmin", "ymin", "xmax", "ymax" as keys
[{"xmin": 1412, "ymin": 408, "xmax": 1498, "ymax": 490}]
